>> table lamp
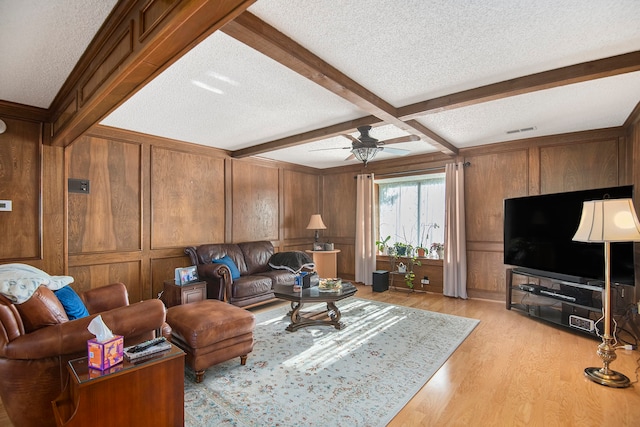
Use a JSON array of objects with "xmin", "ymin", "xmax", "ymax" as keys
[
  {"xmin": 306, "ymin": 214, "xmax": 326, "ymax": 243},
  {"xmin": 572, "ymin": 198, "xmax": 640, "ymax": 388}
]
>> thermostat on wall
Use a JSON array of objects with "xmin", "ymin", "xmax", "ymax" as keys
[{"xmin": 0, "ymin": 200, "xmax": 12, "ymax": 211}]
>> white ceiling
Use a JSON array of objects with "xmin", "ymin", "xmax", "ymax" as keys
[{"xmin": 1, "ymin": 0, "xmax": 640, "ymax": 169}]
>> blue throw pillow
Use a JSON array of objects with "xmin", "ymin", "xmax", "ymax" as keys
[
  {"xmin": 212, "ymin": 255, "xmax": 241, "ymax": 280},
  {"xmin": 53, "ymin": 286, "xmax": 90, "ymax": 320}
]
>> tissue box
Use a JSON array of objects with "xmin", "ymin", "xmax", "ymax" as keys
[
  {"xmin": 295, "ymin": 271, "xmax": 319, "ymax": 289},
  {"xmin": 87, "ymin": 335, "xmax": 124, "ymax": 371}
]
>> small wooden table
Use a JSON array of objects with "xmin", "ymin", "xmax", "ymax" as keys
[
  {"xmin": 306, "ymin": 249, "xmax": 341, "ymax": 278},
  {"xmin": 52, "ymin": 344, "xmax": 185, "ymax": 427},
  {"xmin": 162, "ymin": 280, "xmax": 206, "ymax": 307},
  {"xmin": 273, "ymin": 282, "xmax": 357, "ymax": 332}
]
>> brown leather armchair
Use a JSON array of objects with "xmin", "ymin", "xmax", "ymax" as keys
[{"xmin": 0, "ymin": 282, "xmax": 170, "ymax": 427}]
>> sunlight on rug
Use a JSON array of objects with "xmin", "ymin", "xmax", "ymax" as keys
[{"xmin": 184, "ymin": 298, "xmax": 479, "ymax": 426}]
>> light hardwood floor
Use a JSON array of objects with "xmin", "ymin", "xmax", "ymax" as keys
[{"xmin": 1, "ymin": 284, "xmax": 638, "ymax": 426}]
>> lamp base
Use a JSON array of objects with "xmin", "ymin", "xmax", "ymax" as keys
[{"xmin": 584, "ymin": 367, "xmax": 631, "ymax": 388}]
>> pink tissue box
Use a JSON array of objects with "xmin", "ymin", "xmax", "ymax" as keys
[{"xmin": 87, "ymin": 335, "xmax": 124, "ymax": 371}]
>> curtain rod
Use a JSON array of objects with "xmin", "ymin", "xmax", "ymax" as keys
[{"xmin": 355, "ymin": 162, "xmax": 470, "ymax": 179}]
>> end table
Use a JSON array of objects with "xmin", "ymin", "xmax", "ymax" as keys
[{"xmin": 162, "ymin": 280, "xmax": 206, "ymax": 307}]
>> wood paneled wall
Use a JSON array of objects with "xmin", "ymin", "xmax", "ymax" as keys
[
  {"xmin": 63, "ymin": 126, "xmax": 323, "ymax": 301},
  {"xmin": 150, "ymin": 146, "xmax": 226, "ymax": 247},
  {"xmin": 0, "ymin": 118, "xmax": 41, "ymax": 259},
  {"xmin": 232, "ymin": 161, "xmax": 280, "ymax": 242},
  {"xmin": 0, "ymin": 116, "xmax": 64, "ymax": 274},
  {"xmin": 322, "ymin": 172, "xmax": 358, "ymax": 280},
  {"xmin": 1, "ymin": 111, "xmax": 637, "ymax": 305},
  {"xmin": 332, "ymin": 128, "xmax": 632, "ymax": 301}
]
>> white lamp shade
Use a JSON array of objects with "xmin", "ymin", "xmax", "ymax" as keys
[
  {"xmin": 573, "ymin": 198, "xmax": 640, "ymax": 243},
  {"xmin": 306, "ymin": 214, "xmax": 327, "ymax": 230}
]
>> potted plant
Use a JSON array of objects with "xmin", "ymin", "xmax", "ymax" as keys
[
  {"xmin": 394, "ymin": 242, "xmax": 408, "ymax": 257},
  {"xmin": 416, "ymin": 247, "xmax": 427, "ymax": 258},
  {"xmin": 375, "ymin": 235, "xmax": 391, "ymax": 254},
  {"xmin": 404, "ymin": 271, "xmax": 416, "ymax": 290},
  {"xmin": 431, "ymin": 242, "xmax": 444, "ymax": 259},
  {"xmin": 417, "ymin": 223, "xmax": 439, "ymax": 257}
]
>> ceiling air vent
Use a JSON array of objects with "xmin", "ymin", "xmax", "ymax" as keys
[{"xmin": 506, "ymin": 126, "xmax": 537, "ymax": 135}]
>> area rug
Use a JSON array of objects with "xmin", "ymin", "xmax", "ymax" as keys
[{"xmin": 184, "ymin": 298, "xmax": 479, "ymax": 426}]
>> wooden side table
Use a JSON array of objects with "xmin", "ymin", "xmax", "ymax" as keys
[
  {"xmin": 162, "ymin": 280, "xmax": 206, "ymax": 307},
  {"xmin": 52, "ymin": 344, "xmax": 185, "ymax": 427},
  {"xmin": 306, "ymin": 249, "xmax": 341, "ymax": 278}
]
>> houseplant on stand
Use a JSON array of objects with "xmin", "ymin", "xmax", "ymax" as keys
[
  {"xmin": 403, "ymin": 246, "xmax": 421, "ymax": 291},
  {"xmin": 394, "ymin": 242, "xmax": 408, "ymax": 257}
]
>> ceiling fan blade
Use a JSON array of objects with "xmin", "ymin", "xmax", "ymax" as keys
[
  {"xmin": 344, "ymin": 153, "xmax": 355, "ymax": 161},
  {"xmin": 380, "ymin": 135, "xmax": 420, "ymax": 145},
  {"xmin": 342, "ymin": 133, "xmax": 360, "ymax": 143},
  {"xmin": 309, "ymin": 146, "xmax": 351, "ymax": 152},
  {"xmin": 381, "ymin": 147, "xmax": 410, "ymax": 156}
]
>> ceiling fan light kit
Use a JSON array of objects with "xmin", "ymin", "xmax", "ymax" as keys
[
  {"xmin": 310, "ymin": 125, "xmax": 414, "ymax": 165},
  {"xmin": 352, "ymin": 146, "xmax": 382, "ymax": 165},
  {"xmin": 351, "ymin": 126, "xmax": 381, "ymax": 165}
]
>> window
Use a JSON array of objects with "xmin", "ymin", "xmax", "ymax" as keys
[{"xmin": 377, "ymin": 173, "xmax": 445, "ymax": 250}]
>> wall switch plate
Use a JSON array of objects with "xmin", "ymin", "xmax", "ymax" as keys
[
  {"xmin": 0, "ymin": 200, "xmax": 12, "ymax": 211},
  {"xmin": 68, "ymin": 178, "xmax": 90, "ymax": 194}
]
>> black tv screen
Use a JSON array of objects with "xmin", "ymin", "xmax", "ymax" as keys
[{"xmin": 504, "ymin": 185, "xmax": 635, "ymax": 285}]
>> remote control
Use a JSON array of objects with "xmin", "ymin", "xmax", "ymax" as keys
[{"xmin": 127, "ymin": 337, "xmax": 166, "ymax": 353}]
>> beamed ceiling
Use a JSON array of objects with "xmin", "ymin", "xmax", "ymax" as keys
[{"xmin": 1, "ymin": 0, "xmax": 640, "ymax": 168}]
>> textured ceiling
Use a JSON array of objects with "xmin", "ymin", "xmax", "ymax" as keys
[
  {"xmin": 1, "ymin": 0, "xmax": 640, "ymax": 169},
  {"xmin": 0, "ymin": 0, "xmax": 118, "ymax": 108}
]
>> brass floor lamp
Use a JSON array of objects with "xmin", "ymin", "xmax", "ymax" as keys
[{"xmin": 572, "ymin": 198, "xmax": 640, "ymax": 388}]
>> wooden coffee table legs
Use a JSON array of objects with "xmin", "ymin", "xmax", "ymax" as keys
[{"xmin": 285, "ymin": 301, "xmax": 345, "ymax": 332}]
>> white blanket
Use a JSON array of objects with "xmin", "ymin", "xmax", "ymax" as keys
[{"xmin": 0, "ymin": 263, "xmax": 74, "ymax": 304}]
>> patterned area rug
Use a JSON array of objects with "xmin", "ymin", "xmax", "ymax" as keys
[{"xmin": 184, "ymin": 297, "xmax": 479, "ymax": 426}]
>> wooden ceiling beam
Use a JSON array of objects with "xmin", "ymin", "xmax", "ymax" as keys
[
  {"xmin": 405, "ymin": 120, "xmax": 458, "ymax": 154},
  {"xmin": 233, "ymin": 116, "xmax": 381, "ymax": 158},
  {"xmin": 222, "ymin": 12, "xmax": 398, "ymax": 122},
  {"xmin": 48, "ymin": 0, "xmax": 255, "ymax": 147},
  {"xmin": 223, "ymin": 11, "xmax": 459, "ymax": 157},
  {"xmin": 398, "ymin": 50, "xmax": 640, "ymax": 120}
]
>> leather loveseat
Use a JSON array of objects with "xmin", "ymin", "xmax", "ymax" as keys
[
  {"xmin": 0, "ymin": 282, "xmax": 169, "ymax": 427},
  {"xmin": 185, "ymin": 241, "xmax": 313, "ymax": 307}
]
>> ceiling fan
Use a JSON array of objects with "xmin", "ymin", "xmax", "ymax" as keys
[{"xmin": 312, "ymin": 125, "xmax": 419, "ymax": 166}]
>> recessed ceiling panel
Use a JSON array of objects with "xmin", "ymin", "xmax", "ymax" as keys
[
  {"xmin": 101, "ymin": 32, "xmax": 366, "ymax": 150},
  {"xmin": 415, "ymin": 71, "xmax": 640, "ymax": 148},
  {"xmin": 249, "ymin": 0, "xmax": 640, "ymax": 107},
  {"xmin": 0, "ymin": 0, "xmax": 118, "ymax": 108}
]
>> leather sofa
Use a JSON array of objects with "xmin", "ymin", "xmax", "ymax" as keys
[
  {"xmin": 185, "ymin": 241, "xmax": 304, "ymax": 307},
  {"xmin": 0, "ymin": 282, "xmax": 169, "ymax": 427}
]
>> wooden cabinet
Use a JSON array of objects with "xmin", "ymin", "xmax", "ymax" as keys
[
  {"xmin": 52, "ymin": 345, "xmax": 185, "ymax": 427},
  {"xmin": 162, "ymin": 280, "xmax": 206, "ymax": 307},
  {"xmin": 306, "ymin": 250, "xmax": 340, "ymax": 278}
]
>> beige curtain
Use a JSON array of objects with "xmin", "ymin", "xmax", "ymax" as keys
[
  {"xmin": 355, "ymin": 173, "xmax": 376, "ymax": 285},
  {"xmin": 444, "ymin": 162, "xmax": 467, "ymax": 298}
]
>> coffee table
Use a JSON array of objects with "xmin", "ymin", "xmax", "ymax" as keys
[{"xmin": 273, "ymin": 282, "xmax": 357, "ymax": 332}]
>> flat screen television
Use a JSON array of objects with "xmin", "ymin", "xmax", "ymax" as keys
[{"xmin": 503, "ymin": 185, "xmax": 635, "ymax": 286}]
